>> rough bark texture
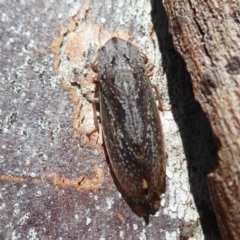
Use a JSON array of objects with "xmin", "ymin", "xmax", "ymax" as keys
[
  {"xmin": 0, "ymin": 0, "xmax": 222, "ymax": 239},
  {"xmin": 163, "ymin": 0, "xmax": 240, "ymax": 239}
]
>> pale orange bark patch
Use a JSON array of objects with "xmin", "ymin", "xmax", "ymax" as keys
[{"xmin": 0, "ymin": 167, "xmax": 104, "ymax": 193}]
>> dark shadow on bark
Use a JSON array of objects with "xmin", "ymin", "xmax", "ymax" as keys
[{"xmin": 150, "ymin": 0, "xmax": 221, "ymax": 239}]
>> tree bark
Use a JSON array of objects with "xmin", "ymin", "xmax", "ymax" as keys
[
  {"xmin": 0, "ymin": 0, "xmax": 224, "ymax": 239},
  {"xmin": 163, "ymin": 0, "xmax": 240, "ymax": 239}
]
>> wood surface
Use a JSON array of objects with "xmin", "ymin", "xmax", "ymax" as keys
[{"xmin": 163, "ymin": 1, "xmax": 240, "ymax": 239}]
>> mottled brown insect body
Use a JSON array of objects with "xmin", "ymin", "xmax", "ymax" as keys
[{"xmin": 92, "ymin": 37, "xmax": 166, "ymax": 215}]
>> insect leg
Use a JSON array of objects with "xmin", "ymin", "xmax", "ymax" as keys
[
  {"xmin": 146, "ymin": 63, "xmax": 155, "ymax": 77},
  {"xmin": 146, "ymin": 64, "xmax": 172, "ymax": 111},
  {"xmin": 92, "ymin": 98, "xmax": 100, "ymax": 131},
  {"xmin": 151, "ymin": 84, "xmax": 172, "ymax": 111},
  {"xmin": 146, "ymin": 64, "xmax": 165, "ymax": 110}
]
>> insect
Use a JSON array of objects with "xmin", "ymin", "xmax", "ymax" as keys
[{"xmin": 91, "ymin": 37, "xmax": 168, "ymax": 216}]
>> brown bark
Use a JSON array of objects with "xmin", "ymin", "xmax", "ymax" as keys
[
  {"xmin": 0, "ymin": 0, "xmax": 224, "ymax": 238},
  {"xmin": 163, "ymin": 1, "xmax": 240, "ymax": 239}
]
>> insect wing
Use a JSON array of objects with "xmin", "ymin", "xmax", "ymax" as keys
[{"xmin": 95, "ymin": 38, "xmax": 166, "ymax": 212}]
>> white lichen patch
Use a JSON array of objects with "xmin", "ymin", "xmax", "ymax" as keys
[
  {"xmin": 86, "ymin": 217, "xmax": 92, "ymax": 225},
  {"xmin": 27, "ymin": 228, "xmax": 39, "ymax": 240},
  {"xmin": 106, "ymin": 197, "xmax": 114, "ymax": 210},
  {"xmin": 161, "ymin": 104, "xmax": 203, "ymax": 239},
  {"xmin": 17, "ymin": 212, "xmax": 31, "ymax": 226}
]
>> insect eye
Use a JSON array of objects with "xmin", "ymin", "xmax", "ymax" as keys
[{"xmin": 91, "ymin": 60, "xmax": 98, "ymax": 72}]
